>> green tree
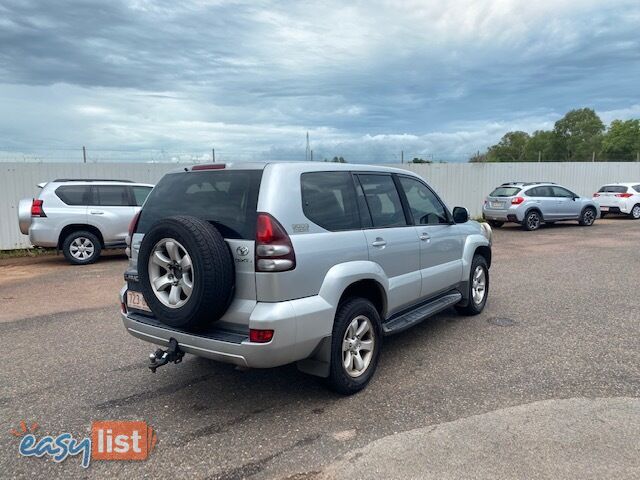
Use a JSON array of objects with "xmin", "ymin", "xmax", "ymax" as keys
[
  {"xmin": 410, "ymin": 157, "xmax": 432, "ymax": 164},
  {"xmin": 553, "ymin": 108, "xmax": 605, "ymax": 161},
  {"xmin": 330, "ymin": 156, "xmax": 346, "ymax": 163},
  {"xmin": 486, "ymin": 131, "xmax": 530, "ymax": 162},
  {"xmin": 601, "ymin": 119, "xmax": 640, "ymax": 161},
  {"xmin": 468, "ymin": 151, "xmax": 487, "ymax": 163},
  {"xmin": 523, "ymin": 130, "xmax": 555, "ymax": 162}
]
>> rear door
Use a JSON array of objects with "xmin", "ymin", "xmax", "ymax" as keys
[
  {"xmin": 356, "ymin": 173, "xmax": 421, "ymax": 315},
  {"xmin": 527, "ymin": 186, "xmax": 557, "ymax": 219},
  {"xmin": 90, "ymin": 185, "xmax": 136, "ymax": 244},
  {"xmin": 397, "ymin": 175, "xmax": 463, "ymax": 299}
]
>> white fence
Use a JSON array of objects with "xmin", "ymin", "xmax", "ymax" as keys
[{"xmin": 2, "ymin": 161, "xmax": 639, "ymax": 250}]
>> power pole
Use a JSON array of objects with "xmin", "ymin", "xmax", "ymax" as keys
[
  {"xmin": 82, "ymin": 146, "xmax": 87, "ymax": 163},
  {"xmin": 305, "ymin": 131, "xmax": 310, "ymax": 161},
  {"xmin": 401, "ymin": 150, "xmax": 404, "ymax": 164},
  {"xmin": 212, "ymin": 148, "xmax": 215, "ymax": 162},
  {"xmin": 592, "ymin": 151, "xmax": 596, "ymax": 162},
  {"xmin": 310, "ymin": 149, "xmax": 313, "ymax": 162},
  {"xmin": 538, "ymin": 151, "xmax": 541, "ymax": 163}
]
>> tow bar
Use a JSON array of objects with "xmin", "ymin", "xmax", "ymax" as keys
[{"xmin": 148, "ymin": 338, "xmax": 184, "ymax": 373}]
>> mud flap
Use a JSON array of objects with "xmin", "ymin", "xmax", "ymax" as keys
[{"xmin": 296, "ymin": 336, "xmax": 331, "ymax": 378}]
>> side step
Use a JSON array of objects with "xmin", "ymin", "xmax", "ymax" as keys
[{"xmin": 382, "ymin": 292, "xmax": 462, "ymax": 335}]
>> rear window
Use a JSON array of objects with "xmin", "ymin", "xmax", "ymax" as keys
[
  {"xmin": 55, "ymin": 185, "xmax": 91, "ymax": 205},
  {"xmin": 490, "ymin": 187, "xmax": 521, "ymax": 197},
  {"xmin": 301, "ymin": 172, "xmax": 360, "ymax": 231},
  {"xmin": 598, "ymin": 185, "xmax": 628, "ymax": 193},
  {"xmin": 137, "ymin": 170, "xmax": 262, "ymax": 240}
]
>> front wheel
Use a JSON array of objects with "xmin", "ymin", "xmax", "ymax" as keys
[
  {"xmin": 456, "ymin": 255, "xmax": 489, "ymax": 315},
  {"xmin": 327, "ymin": 298, "xmax": 382, "ymax": 395},
  {"xmin": 579, "ymin": 207, "xmax": 596, "ymax": 226},
  {"xmin": 62, "ymin": 231, "xmax": 101, "ymax": 265}
]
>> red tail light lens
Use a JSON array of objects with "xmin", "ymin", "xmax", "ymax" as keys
[
  {"xmin": 511, "ymin": 196, "xmax": 525, "ymax": 205},
  {"xmin": 128, "ymin": 211, "xmax": 141, "ymax": 238},
  {"xmin": 192, "ymin": 163, "xmax": 226, "ymax": 170},
  {"xmin": 255, "ymin": 213, "xmax": 296, "ymax": 272},
  {"xmin": 616, "ymin": 193, "xmax": 633, "ymax": 198},
  {"xmin": 593, "ymin": 193, "xmax": 600, "ymax": 197},
  {"xmin": 31, "ymin": 199, "xmax": 46, "ymax": 217},
  {"xmin": 249, "ymin": 329, "xmax": 274, "ymax": 343}
]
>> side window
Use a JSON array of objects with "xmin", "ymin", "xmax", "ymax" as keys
[
  {"xmin": 132, "ymin": 186, "xmax": 152, "ymax": 206},
  {"xmin": 633, "ymin": 185, "xmax": 640, "ymax": 194},
  {"xmin": 398, "ymin": 176, "xmax": 449, "ymax": 225},
  {"xmin": 552, "ymin": 186, "xmax": 575, "ymax": 198},
  {"xmin": 55, "ymin": 186, "xmax": 92, "ymax": 206},
  {"xmin": 357, "ymin": 174, "xmax": 407, "ymax": 228},
  {"xmin": 97, "ymin": 186, "xmax": 131, "ymax": 206},
  {"xmin": 526, "ymin": 187, "xmax": 540, "ymax": 197},
  {"xmin": 300, "ymin": 172, "xmax": 360, "ymax": 231}
]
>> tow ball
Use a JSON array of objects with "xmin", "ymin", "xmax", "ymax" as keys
[{"xmin": 148, "ymin": 338, "xmax": 184, "ymax": 373}]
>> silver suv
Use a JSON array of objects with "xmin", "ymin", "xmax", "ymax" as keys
[
  {"xmin": 18, "ymin": 179, "xmax": 153, "ymax": 264},
  {"xmin": 482, "ymin": 182, "xmax": 599, "ymax": 231},
  {"xmin": 120, "ymin": 162, "xmax": 492, "ymax": 394}
]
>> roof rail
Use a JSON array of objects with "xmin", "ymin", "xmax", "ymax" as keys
[{"xmin": 53, "ymin": 178, "xmax": 135, "ymax": 183}]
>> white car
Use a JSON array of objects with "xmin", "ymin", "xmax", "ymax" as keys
[{"xmin": 593, "ymin": 183, "xmax": 640, "ymax": 219}]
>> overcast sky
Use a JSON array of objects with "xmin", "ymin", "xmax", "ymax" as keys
[{"xmin": 0, "ymin": 0, "xmax": 639, "ymax": 163}]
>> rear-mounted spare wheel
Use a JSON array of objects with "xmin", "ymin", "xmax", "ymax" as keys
[{"xmin": 137, "ymin": 215, "xmax": 235, "ymax": 330}]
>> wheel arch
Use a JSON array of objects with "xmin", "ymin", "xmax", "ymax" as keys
[
  {"xmin": 337, "ymin": 279, "xmax": 387, "ymax": 320},
  {"xmin": 523, "ymin": 206, "xmax": 544, "ymax": 221},
  {"xmin": 58, "ymin": 224, "xmax": 105, "ymax": 249}
]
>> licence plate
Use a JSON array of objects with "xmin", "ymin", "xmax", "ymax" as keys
[
  {"xmin": 600, "ymin": 206, "xmax": 609, "ymax": 211},
  {"xmin": 127, "ymin": 290, "xmax": 151, "ymax": 312},
  {"xmin": 490, "ymin": 201, "xmax": 504, "ymax": 208}
]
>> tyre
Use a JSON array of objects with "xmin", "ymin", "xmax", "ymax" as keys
[
  {"xmin": 456, "ymin": 254, "xmax": 489, "ymax": 315},
  {"xmin": 487, "ymin": 220, "xmax": 504, "ymax": 228},
  {"xmin": 137, "ymin": 216, "xmax": 235, "ymax": 330},
  {"xmin": 62, "ymin": 231, "xmax": 101, "ymax": 265},
  {"xmin": 522, "ymin": 210, "xmax": 541, "ymax": 231},
  {"xmin": 326, "ymin": 298, "xmax": 382, "ymax": 395},
  {"xmin": 631, "ymin": 204, "xmax": 640, "ymax": 220},
  {"xmin": 579, "ymin": 207, "xmax": 596, "ymax": 226}
]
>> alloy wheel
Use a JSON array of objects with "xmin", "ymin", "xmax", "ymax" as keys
[
  {"xmin": 472, "ymin": 265, "xmax": 487, "ymax": 305},
  {"xmin": 342, "ymin": 315, "xmax": 375, "ymax": 378},
  {"xmin": 69, "ymin": 237, "xmax": 95, "ymax": 260},
  {"xmin": 148, "ymin": 238, "xmax": 194, "ymax": 308}
]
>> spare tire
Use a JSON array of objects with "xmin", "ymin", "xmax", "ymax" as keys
[{"xmin": 137, "ymin": 215, "xmax": 235, "ymax": 330}]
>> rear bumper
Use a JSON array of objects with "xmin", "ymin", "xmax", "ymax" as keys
[
  {"xmin": 120, "ymin": 288, "xmax": 334, "ymax": 369},
  {"xmin": 482, "ymin": 207, "xmax": 523, "ymax": 223},
  {"xmin": 28, "ymin": 221, "xmax": 58, "ymax": 247}
]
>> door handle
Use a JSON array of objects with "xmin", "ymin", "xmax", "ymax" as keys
[
  {"xmin": 419, "ymin": 232, "xmax": 431, "ymax": 241},
  {"xmin": 90, "ymin": 210, "xmax": 104, "ymax": 215},
  {"xmin": 371, "ymin": 238, "xmax": 386, "ymax": 248}
]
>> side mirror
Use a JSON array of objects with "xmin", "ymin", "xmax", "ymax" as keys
[{"xmin": 452, "ymin": 206, "xmax": 469, "ymax": 223}]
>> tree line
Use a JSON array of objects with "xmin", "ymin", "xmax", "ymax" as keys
[{"xmin": 469, "ymin": 108, "xmax": 640, "ymax": 163}]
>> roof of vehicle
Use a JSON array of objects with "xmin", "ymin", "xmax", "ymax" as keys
[
  {"xmin": 598, "ymin": 182, "xmax": 640, "ymax": 187},
  {"xmin": 166, "ymin": 161, "xmax": 421, "ymax": 177},
  {"xmin": 42, "ymin": 179, "xmax": 154, "ymax": 187},
  {"xmin": 499, "ymin": 181, "xmax": 557, "ymax": 187}
]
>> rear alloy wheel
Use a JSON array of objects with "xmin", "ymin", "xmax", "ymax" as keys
[
  {"xmin": 522, "ymin": 211, "xmax": 541, "ymax": 231},
  {"xmin": 579, "ymin": 207, "xmax": 596, "ymax": 226},
  {"xmin": 62, "ymin": 231, "xmax": 101, "ymax": 265},
  {"xmin": 631, "ymin": 204, "xmax": 640, "ymax": 220},
  {"xmin": 327, "ymin": 298, "xmax": 382, "ymax": 395}
]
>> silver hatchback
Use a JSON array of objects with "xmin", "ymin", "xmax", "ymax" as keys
[{"xmin": 482, "ymin": 182, "xmax": 599, "ymax": 231}]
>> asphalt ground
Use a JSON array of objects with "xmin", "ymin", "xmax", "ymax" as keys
[{"xmin": 1, "ymin": 217, "xmax": 639, "ymax": 479}]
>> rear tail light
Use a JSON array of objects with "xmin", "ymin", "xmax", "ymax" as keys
[
  {"xmin": 616, "ymin": 193, "xmax": 633, "ymax": 198},
  {"xmin": 31, "ymin": 199, "xmax": 46, "ymax": 217},
  {"xmin": 511, "ymin": 196, "xmax": 525, "ymax": 205},
  {"xmin": 249, "ymin": 329, "xmax": 274, "ymax": 343},
  {"xmin": 128, "ymin": 211, "xmax": 141, "ymax": 239},
  {"xmin": 593, "ymin": 193, "xmax": 600, "ymax": 197},
  {"xmin": 255, "ymin": 213, "xmax": 296, "ymax": 272}
]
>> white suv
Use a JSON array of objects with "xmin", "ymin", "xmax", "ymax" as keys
[
  {"xmin": 18, "ymin": 179, "xmax": 153, "ymax": 264},
  {"xmin": 593, "ymin": 183, "xmax": 640, "ymax": 219},
  {"xmin": 121, "ymin": 162, "xmax": 492, "ymax": 394}
]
